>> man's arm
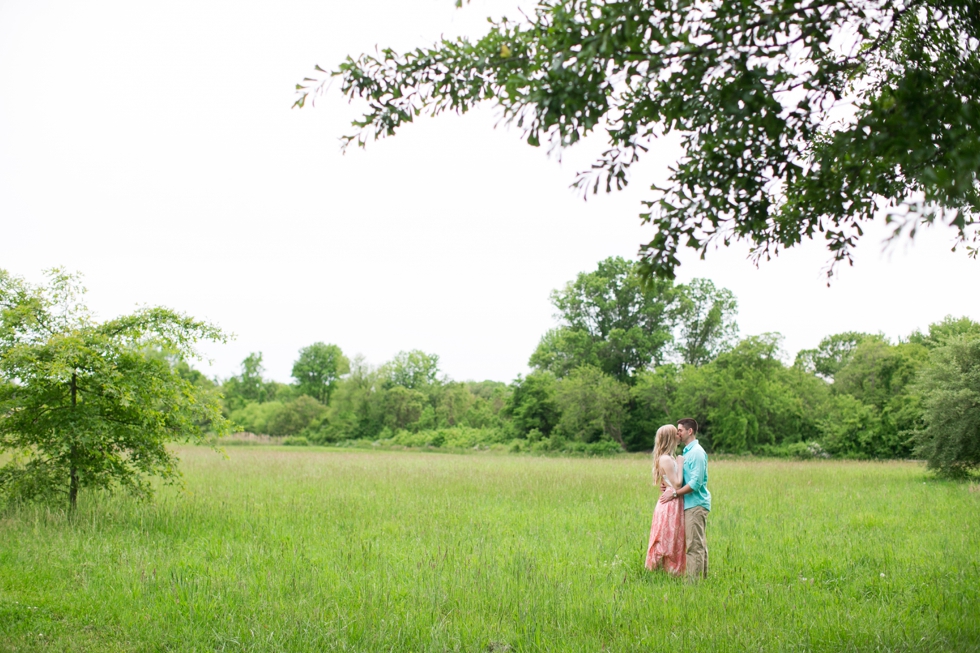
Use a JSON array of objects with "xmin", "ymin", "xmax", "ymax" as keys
[{"xmin": 658, "ymin": 451, "xmax": 704, "ymax": 503}]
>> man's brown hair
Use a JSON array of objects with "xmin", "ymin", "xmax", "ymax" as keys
[{"xmin": 677, "ymin": 418, "xmax": 699, "ymax": 434}]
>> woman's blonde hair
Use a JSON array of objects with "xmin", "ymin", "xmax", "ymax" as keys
[{"xmin": 652, "ymin": 424, "xmax": 679, "ymax": 486}]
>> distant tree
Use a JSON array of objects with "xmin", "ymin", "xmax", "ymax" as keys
[
  {"xmin": 229, "ymin": 400, "xmax": 285, "ymax": 436},
  {"xmin": 506, "ymin": 371, "xmax": 561, "ymax": 438},
  {"xmin": 529, "ymin": 257, "xmax": 679, "ymax": 382},
  {"xmin": 914, "ymin": 336, "xmax": 980, "ymax": 478},
  {"xmin": 627, "ymin": 365, "xmax": 681, "ymax": 450},
  {"xmin": 292, "ymin": 342, "xmax": 350, "ymax": 404},
  {"xmin": 238, "ymin": 352, "xmax": 267, "ymax": 401},
  {"xmin": 267, "ymin": 395, "xmax": 328, "ymax": 436},
  {"xmin": 0, "ymin": 269, "xmax": 230, "ymax": 512},
  {"xmin": 221, "ymin": 352, "xmax": 273, "ymax": 412},
  {"xmin": 382, "ymin": 350, "xmax": 441, "ymax": 389},
  {"xmin": 383, "ymin": 385, "xmax": 427, "ymax": 431},
  {"xmin": 672, "ymin": 334, "xmax": 819, "ymax": 453},
  {"xmin": 433, "ymin": 382, "xmax": 477, "ymax": 428},
  {"xmin": 317, "ymin": 355, "xmax": 387, "ymax": 441},
  {"xmin": 834, "ymin": 339, "xmax": 927, "ymax": 410},
  {"xmin": 554, "ymin": 366, "xmax": 630, "ymax": 446},
  {"xmin": 675, "ymin": 279, "xmax": 739, "ymax": 366},
  {"xmin": 299, "ymin": 0, "xmax": 980, "ymax": 279},
  {"xmin": 794, "ymin": 332, "xmax": 881, "ymax": 380},
  {"xmin": 909, "ymin": 316, "xmax": 980, "ymax": 349}
]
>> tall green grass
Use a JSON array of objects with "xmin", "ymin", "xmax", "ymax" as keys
[{"xmin": 1, "ymin": 448, "xmax": 977, "ymax": 652}]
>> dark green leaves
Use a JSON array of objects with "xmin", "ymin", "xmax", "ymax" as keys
[{"xmin": 298, "ymin": 0, "xmax": 980, "ymax": 279}]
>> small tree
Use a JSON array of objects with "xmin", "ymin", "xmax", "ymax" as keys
[
  {"xmin": 292, "ymin": 342, "xmax": 350, "ymax": 405},
  {"xmin": 914, "ymin": 336, "xmax": 980, "ymax": 479},
  {"xmin": 675, "ymin": 278, "xmax": 739, "ymax": 367},
  {"xmin": 529, "ymin": 257, "xmax": 680, "ymax": 382},
  {"xmin": 382, "ymin": 350, "xmax": 441, "ymax": 390},
  {"xmin": 0, "ymin": 269, "xmax": 231, "ymax": 512}
]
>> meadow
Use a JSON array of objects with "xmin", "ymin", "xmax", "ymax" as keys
[{"xmin": 1, "ymin": 447, "xmax": 978, "ymax": 652}]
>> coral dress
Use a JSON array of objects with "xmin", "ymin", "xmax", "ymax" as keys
[{"xmin": 645, "ymin": 459, "xmax": 686, "ymax": 575}]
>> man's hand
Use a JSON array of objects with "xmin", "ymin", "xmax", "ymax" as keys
[{"xmin": 658, "ymin": 489, "xmax": 676, "ymax": 505}]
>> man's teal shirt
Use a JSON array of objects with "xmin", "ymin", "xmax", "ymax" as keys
[{"xmin": 682, "ymin": 439, "xmax": 711, "ymax": 511}]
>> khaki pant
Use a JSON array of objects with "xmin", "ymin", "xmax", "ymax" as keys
[{"xmin": 684, "ymin": 506, "xmax": 709, "ymax": 580}]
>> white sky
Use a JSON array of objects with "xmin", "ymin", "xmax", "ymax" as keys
[{"xmin": 2, "ymin": 0, "xmax": 978, "ymax": 384}]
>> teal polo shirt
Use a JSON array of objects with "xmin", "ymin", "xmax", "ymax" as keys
[{"xmin": 682, "ymin": 439, "xmax": 711, "ymax": 512}]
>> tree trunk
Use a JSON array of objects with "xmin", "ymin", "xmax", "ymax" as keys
[
  {"xmin": 69, "ymin": 455, "xmax": 79, "ymax": 513},
  {"xmin": 69, "ymin": 371, "xmax": 79, "ymax": 513}
]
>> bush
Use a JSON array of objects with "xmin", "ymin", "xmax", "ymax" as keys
[
  {"xmin": 384, "ymin": 427, "xmax": 508, "ymax": 449},
  {"xmin": 818, "ymin": 394, "xmax": 882, "ymax": 458},
  {"xmin": 229, "ymin": 401, "xmax": 285, "ymax": 436},
  {"xmin": 914, "ymin": 336, "xmax": 980, "ymax": 478},
  {"xmin": 282, "ymin": 436, "xmax": 310, "ymax": 446},
  {"xmin": 755, "ymin": 441, "xmax": 828, "ymax": 460},
  {"xmin": 267, "ymin": 396, "xmax": 326, "ymax": 436}
]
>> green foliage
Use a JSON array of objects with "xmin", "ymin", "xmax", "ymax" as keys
[
  {"xmin": 909, "ymin": 315, "xmax": 980, "ymax": 349},
  {"xmin": 754, "ymin": 441, "xmax": 828, "ymax": 460},
  {"xmin": 300, "ymin": 0, "xmax": 980, "ymax": 279},
  {"xmin": 914, "ymin": 336, "xmax": 980, "ymax": 478},
  {"xmin": 553, "ymin": 366, "xmax": 630, "ymax": 446},
  {"xmin": 794, "ymin": 332, "xmax": 881, "ymax": 380},
  {"xmin": 832, "ymin": 339, "xmax": 927, "ymax": 457},
  {"xmin": 675, "ymin": 279, "xmax": 739, "ymax": 366},
  {"xmin": 221, "ymin": 352, "xmax": 279, "ymax": 412},
  {"xmin": 505, "ymin": 371, "xmax": 560, "ymax": 438},
  {"xmin": 834, "ymin": 340, "xmax": 926, "ymax": 409},
  {"xmin": 671, "ymin": 334, "xmax": 819, "ymax": 453},
  {"xmin": 818, "ymin": 393, "xmax": 884, "ymax": 458},
  {"xmin": 625, "ymin": 365, "xmax": 680, "ymax": 450},
  {"xmin": 198, "ymin": 262, "xmax": 972, "ymax": 462},
  {"xmin": 291, "ymin": 342, "xmax": 349, "ymax": 404},
  {"xmin": 229, "ymin": 400, "xmax": 285, "ymax": 436},
  {"xmin": 0, "ymin": 269, "xmax": 230, "ymax": 511},
  {"xmin": 529, "ymin": 257, "xmax": 679, "ymax": 382},
  {"xmin": 384, "ymin": 426, "xmax": 510, "ymax": 450},
  {"xmin": 381, "ymin": 385, "xmax": 427, "ymax": 431},
  {"xmin": 382, "ymin": 350, "xmax": 441, "ymax": 389},
  {"xmin": 267, "ymin": 395, "xmax": 327, "ymax": 437}
]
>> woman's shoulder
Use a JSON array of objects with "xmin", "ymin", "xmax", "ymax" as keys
[{"xmin": 657, "ymin": 454, "xmax": 674, "ymax": 465}]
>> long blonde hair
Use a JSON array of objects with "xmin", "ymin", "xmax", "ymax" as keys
[{"xmin": 652, "ymin": 424, "xmax": 679, "ymax": 486}]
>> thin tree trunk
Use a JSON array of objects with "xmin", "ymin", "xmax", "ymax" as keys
[{"xmin": 69, "ymin": 371, "xmax": 79, "ymax": 513}]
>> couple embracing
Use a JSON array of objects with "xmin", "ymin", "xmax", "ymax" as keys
[{"xmin": 644, "ymin": 418, "xmax": 710, "ymax": 580}]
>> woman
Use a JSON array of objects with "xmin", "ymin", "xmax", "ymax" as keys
[{"xmin": 645, "ymin": 424, "xmax": 686, "ymax": 575}]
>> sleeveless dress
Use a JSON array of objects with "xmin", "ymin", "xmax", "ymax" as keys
[{"xmin": 645, "ymin": 458, "xmax": 686, "ymax": 575}]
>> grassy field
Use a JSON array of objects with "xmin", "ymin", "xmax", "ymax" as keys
[{"xmin": 1, "ymin": 447, "xmax": 978, "ymax": 652}]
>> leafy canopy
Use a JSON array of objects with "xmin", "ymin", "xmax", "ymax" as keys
[
  {"xmin": 914, "ymin": 335, "xmax": 980, "ymax": 478},
  {"xmin": 291, "ymin": 342, "xmax": 350, "ymax": 405},
  {"xmin": 529, "ymin": 257, "xmax": 737, "ymax": 380},
  {"xmin": 298, "ymin": 0, "xmax": 980, "ymax": 279},
  {"xmin": 0, "ymin": 269, "xmax": 230, "ymax": 511}
]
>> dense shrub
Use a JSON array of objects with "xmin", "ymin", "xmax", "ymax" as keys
[{"xmin": 914, "ymin": 336, "xmax": 980, "ymax": 478}]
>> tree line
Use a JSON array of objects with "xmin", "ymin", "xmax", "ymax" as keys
[
  {"xmin": 3, "ymin": 263, "xmax": 979, "ymax": 513},
  {"xmin": 206, "ymin": 257, "xmax": 980, "ymax": 475}
]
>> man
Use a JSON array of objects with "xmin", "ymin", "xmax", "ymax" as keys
[{"xmin": 658, "ymin": 418, "xmax": 710, "ymax": 579}]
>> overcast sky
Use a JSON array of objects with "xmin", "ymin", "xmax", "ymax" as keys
[{"xmin": 2, "ymin": 0, "xmax": 978, "ymax": 384}]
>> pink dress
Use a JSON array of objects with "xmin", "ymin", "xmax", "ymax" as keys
[{"xmin": 645, "ymin": 461, "xmax": 686, "ymax": 575}]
